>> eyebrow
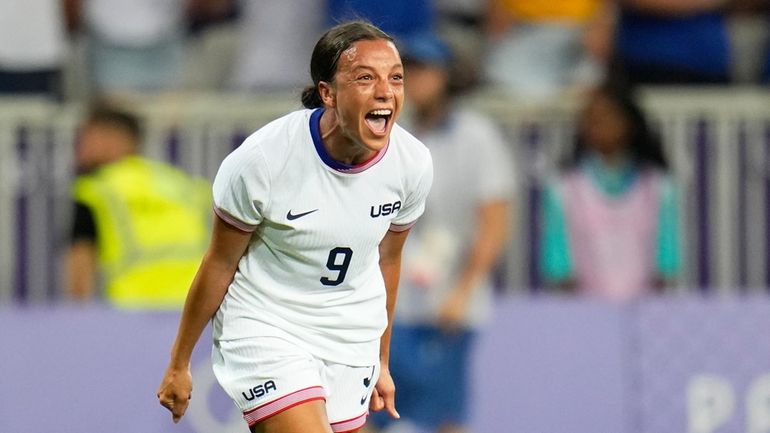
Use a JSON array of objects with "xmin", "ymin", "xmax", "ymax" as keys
[{"xmin": 349, "ymin": 64, "xmax": 404, "ymax": 73}]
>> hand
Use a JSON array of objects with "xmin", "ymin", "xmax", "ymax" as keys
[
  {"xmin": 369, "ymin": 366, "xmax": 400, "ymax": 419},
  {"xmin": 156, "ymin": 366, "xmax": 193, "ymax": 423},
  {"xmin": 437, "ymin": 288, "xmax": 469, "ymax": 333}
]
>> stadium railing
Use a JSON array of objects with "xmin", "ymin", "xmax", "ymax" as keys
[{"xmin": 1, "ymin": 87, "xmax": 769, "ymax": 304}]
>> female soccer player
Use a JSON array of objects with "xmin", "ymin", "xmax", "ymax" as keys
[{"xmin": 156, "ymin": 20, "xmax": 433, "ymax": 433}]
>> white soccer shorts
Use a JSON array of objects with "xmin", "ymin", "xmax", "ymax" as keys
[{"xmin": 212, "ymin": 336, "xmax": 380, "ymax": 432}]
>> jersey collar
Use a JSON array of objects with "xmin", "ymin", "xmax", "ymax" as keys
[{"xmin": 309, "ymin": 108, "xmax": 388, "ymax": 173}]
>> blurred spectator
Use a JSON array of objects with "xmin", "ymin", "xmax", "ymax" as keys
[
  {"xmin": 228, "ymin": 0, "xmax": 324, "ymax": 92},
  {"xmin": 614, "ymin": 0, "xmax": 731, "ymax": 85},
  {"xmin": 435, "ymin": 0, "xmax": 487, "ymax": 28},
  {"xmin": 484, "ymin": 0, "xmax": 614, "ymax": 99},
  {"xmin": 763, "ymin": 22, "xmax": 770, "ymax": 83},
  {"xmin": 727, "ymin": 0, "xmax": 770, "ymax": 83},
  {"xmin": 182, "ymin": 0, "xmax": 240, "ymax": 91},
  {"xmin": 65, "ymin": 104, "xmax": 211, "ymax": 309},
  {"xmin": 368, "ymin": 33, "xmax": 515, "ymax": 433},
  {"xmin": 433, "ymin": 0, "xmax": 489, "ymax": 90},
  {"xmin": 540, "ymin": 81, "xmax": 680, "ymax": 301},
  {"xmin": 326, "ymin": 0, "xmax": 435, "ymax": 40},
  {"xmin": 0, "ymin": 0, "xmax": 67, "ymax": 98},
  {"xmin": 186, "ymin": 0, "xmax": 237, "ymax": 34},
  {"xmin": 731, "ymin": 0, "xmax": 770, "ymax": 84},
  {"xmin": 67, "ymin": 0, "xmax": 188, "ymax": 96}
]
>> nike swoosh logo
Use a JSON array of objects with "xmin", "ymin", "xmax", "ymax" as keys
[
  {"xmin": 360, "ymin": 365, "xmax": 376, "ymax": 405},
  {"xmin": 286, "ymin": 209, "xmax": 319, "ymax": 220}
]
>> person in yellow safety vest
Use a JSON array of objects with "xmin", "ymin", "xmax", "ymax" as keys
[{"xmin": 65, "ymin": 104, "xmax": 211, "ymax": 310}]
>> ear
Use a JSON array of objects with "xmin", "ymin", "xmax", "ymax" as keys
[{"xmin": 318, "ymin": 81, "xmax": 336, "ymax": 109}]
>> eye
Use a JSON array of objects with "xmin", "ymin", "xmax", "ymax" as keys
[
  {"xmin": 391, "ymin": 74, "xmax": 404, "ymax": 82},
  {"xmin": 357, "ymin": 74, "xmax": 373, "ymax": 81}
]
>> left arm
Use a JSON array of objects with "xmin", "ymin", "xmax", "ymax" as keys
[
  {"xmin": 438, "ymin": 200, "xmax": 511, "ymax": 330},
  {"xmin": 369, "ymin": 227, "xmax": 411, "ymax": 419}
]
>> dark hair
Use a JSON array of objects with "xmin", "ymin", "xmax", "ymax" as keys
[
  {"xmin": 85, "ymin": 103, "xmax": 143, "ymax": 144},
  {"xmin": 301, "ymin": 20, "xmax": 394, "ymax": 108},
  {"xmin": 570, "ymin": 80, "xmax": 668, "ymax": 170}
]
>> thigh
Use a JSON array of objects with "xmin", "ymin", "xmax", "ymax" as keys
[{"xmin": 213, "ymin": 336, "xmax": 327, "ymax": 428}]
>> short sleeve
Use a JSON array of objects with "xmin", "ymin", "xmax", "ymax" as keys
[
  {"xmin": 71, "ymin": 201, "xmax": 97, "ymax": 242},
  {"xmin": 390, "ymin": 154, "xmax": 433, "ymax": 232},
  {"xmin": 212, "ymin": 145, "xmax": 270, "ymax": 232},
  {"xmin": 540, "ymin": 181, "xmax": 573, "ymax": 282},
  {"xmin": 655, "ymin": 175, "xmax": 681, "ymax": 278}
]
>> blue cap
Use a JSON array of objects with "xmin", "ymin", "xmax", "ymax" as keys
[{"xmin": 398, "ymin": 32, "xmax": 452, "ymax": 67}]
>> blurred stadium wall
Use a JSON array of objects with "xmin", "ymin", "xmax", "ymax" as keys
[{"xmin": 2, "ymin": 298, "xmax": 769, "ymax": 433}]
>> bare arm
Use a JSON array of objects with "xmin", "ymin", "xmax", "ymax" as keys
[
  {"xmin": 369, "ymin": 228, "xmax": 411, "ymax": 419},
  {"xmin": 156, "ymin": 214, "xmax": 252, "ymax": 423},
  {"xmin": 438, "ymin": 200, "xmax": 511, "ymax": 330},
  {"xmin": 65, "ymin": 240, "xmax": 98, "ymax": 301}
]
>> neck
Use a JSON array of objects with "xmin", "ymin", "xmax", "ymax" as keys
[{"xmin": 319, "ymin": 109, "xmax": 375, "ymax": 165}]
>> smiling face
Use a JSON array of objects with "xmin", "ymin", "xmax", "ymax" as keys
[{"xmin": 319, "ymin": 38, "xmax": 404, "ymax": 164}]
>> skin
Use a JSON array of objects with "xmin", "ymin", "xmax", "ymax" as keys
[
  {"xmin": 364, "ymin": 60, "xmax": 511, "ymax": 433},
  {"xmin": 318, "ymin": 39, "xmax": 404, "ymax": 165},
  {"xmin": 157, "ymin": 37, "xmax": 409, "ymax": 433},
  {"xmin": 551, "ymin": 89, "xmax": 663, "ymax": 294},
  {"xmin": 75, "ymin": 123, "xmax": 136, "ymax": 173},
  {"xmin": 361, "ymin": 60, "xmax": 510, "ymax": 433},
  {"xmin": 65, "ymin": 122, "xmax": 137, "ymax": 302},
  {"xmin": 570, "ymin": 90, "xmax": 670, "ymax": 293},
  {"xmin": 404, "ymin": 62, "xmax": 511, "ymax": 333},
  {"xmin": 65, "ymin": 241, "xmax": 98, "ymax": 300},
  {"xmin": 624, "ymin": 0, "xmax": 731, "ymax": 15},
  {"xmin": 437, "ymin": 201, "xmax": 510, "ymax": 333},
  {"xmin": 580, "ymin": 91, "xmax": 631, "ymax": 164},
  {"xmin": 403, "ymin": 63, "xmax": 449, "ymax": 132}
]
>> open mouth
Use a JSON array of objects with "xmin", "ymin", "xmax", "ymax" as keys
[{"xmin": 364, "ymin": 109, "xmax": 392, "ymax": 135}]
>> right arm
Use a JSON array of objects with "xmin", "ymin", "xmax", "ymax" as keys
[
  {"xmin": 65, "ymin": 241, "xmax": 97, "ymax": 301},
  {"xmin": 156, "ymin": 214, "xmax": 253, "ymax": 423},
  {"xmin": 65, "ymin": 202, "xmax": 98, "ymax": 302}
]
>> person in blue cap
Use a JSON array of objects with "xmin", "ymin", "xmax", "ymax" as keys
[{"xmin": 367, "ymin": 32, "xmax": 516, "ymax": 433}]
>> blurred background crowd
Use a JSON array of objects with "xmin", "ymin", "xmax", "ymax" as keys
[
  {"xmin": 2, "ymin": 2, "xmax": 770, "ymax": 433},
  {"xmin": 3, "ymin": 0, "xmax": 769, "ymax": 301},
  {"xmin": 3, "ymin": 0, "xmax": 770, "ymax": 100}
]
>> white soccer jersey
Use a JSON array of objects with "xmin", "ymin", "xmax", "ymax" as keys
[{"xmin": 212, "ymin": 108, "xmax": 433, "ymax": 366}]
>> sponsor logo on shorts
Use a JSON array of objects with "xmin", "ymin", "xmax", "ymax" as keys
[{"xmin": 242, "ymin": 380, "xmax": 277, "ymax": 401}]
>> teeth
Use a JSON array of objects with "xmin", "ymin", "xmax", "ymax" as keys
[{"xmin": 369, "ymin": 109, "xmax": 392, "ymax": 116}]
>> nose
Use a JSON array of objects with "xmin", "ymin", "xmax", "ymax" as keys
[{"xmin": 374, "ymin": 78, "xmax": 394, "ymax": 101}]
